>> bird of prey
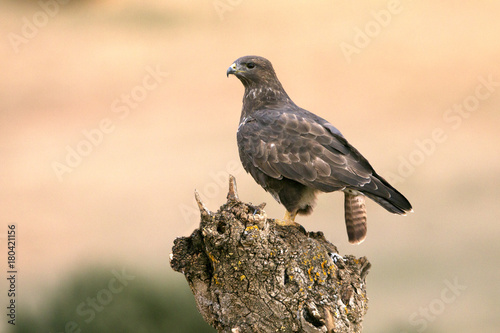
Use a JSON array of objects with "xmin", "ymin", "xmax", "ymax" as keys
[{"xmin": 227, "ymin": 55, "xmax": 412, "ymax": 244}]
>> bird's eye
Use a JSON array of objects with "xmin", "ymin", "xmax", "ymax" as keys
[{"xmin": 246, "ymin": 62, "xmax": 256, "ymax": 69}]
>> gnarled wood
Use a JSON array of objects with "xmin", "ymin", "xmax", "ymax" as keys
[{"xmin": 170, "ymin": 176, "xmax": 370, "ymax": 333}]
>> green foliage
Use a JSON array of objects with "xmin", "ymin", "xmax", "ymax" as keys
[{"xmin": 12, "ymin": 267, "xmax": 214, "ymax": 333}]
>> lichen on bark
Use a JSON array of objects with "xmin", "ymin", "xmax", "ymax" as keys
[{"xmin": 170, "ymin": 176, "xmax": 370, "ymax": 333}]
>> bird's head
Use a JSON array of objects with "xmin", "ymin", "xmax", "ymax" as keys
[{"xmin": 227, "ymin": 56, "xmax": 279, "ymax": 88}]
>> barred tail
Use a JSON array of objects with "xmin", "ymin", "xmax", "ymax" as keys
[{"xmin": 344, "ymin": 192, "xmax": 367, "ymax": 244}]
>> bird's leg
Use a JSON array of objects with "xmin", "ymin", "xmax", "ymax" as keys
[
  {"xmin": 275, "ymin": 210, "xmax": 306, "ymax": 234},
  {"xmin": 284, "ymin": 210, "xmax": 297, "ymax": 223},
  {"xmin": 275, "ymin": 210, "xmax": 296, "ymax": 226},
  {"xmin": 274, "ymin": 210, "xmax": 298, "ymax": 226}
]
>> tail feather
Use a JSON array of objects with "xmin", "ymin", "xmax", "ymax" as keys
[
  {"xmin": 364, "ymin": 193, "xmax": 408, "ymax": 215},
  {"xmin": 362, "ymin": 173, "xmax": 413, "ymax": 215},
  {"xmin": 344, "ymin": 192, "xmax": 367, "ymax": 244}
]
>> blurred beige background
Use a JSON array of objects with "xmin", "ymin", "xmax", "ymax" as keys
[{"xmin": 1, "ymin": 0, "xmax": 499, "ymax": 332}]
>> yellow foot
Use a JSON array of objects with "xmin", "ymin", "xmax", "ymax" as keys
[
  {"xmin": 275, "ymin": 219, "xmax": 300, "ymax": 227},
  {"xmin": 274, "ymin": 211, "xmax": 306, "ymax": 234},
  {"xmin": 275, "ymin": 210, "xmax": 296, "ymax": 226}
]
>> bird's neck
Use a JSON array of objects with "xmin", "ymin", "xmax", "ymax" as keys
[{"xmin": 242, "ymin": 83, "xmax": 295, "ymax": 114}]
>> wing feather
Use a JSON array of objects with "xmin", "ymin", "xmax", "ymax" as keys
[{"xmin": 237, "ymin": 109, "xmax": 374, "ymax": 193}]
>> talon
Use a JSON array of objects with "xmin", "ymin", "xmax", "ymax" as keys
[
  {"xmin": 284, "ymin": 210, "xmax": 297, "ymax": 222},
  {"xmin": 275, "ymin": 210, "xmax": 297, "ymax": 225},
  {"xmin": 274, "ymin": 211, "xmax": 306, "ymax": 234}
]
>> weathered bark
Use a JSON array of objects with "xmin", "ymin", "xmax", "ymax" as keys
[{"xmin": 170, "ymin": 176, "xmax": 371, "ymax": 333}]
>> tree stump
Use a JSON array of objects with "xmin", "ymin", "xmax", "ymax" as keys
[{"xmin": 170, "ymin": 176, "xmax": 371, "ymax": 333}]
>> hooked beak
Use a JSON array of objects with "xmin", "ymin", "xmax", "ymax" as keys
[{"xmin": 226, "ymin": 63, "xmax": 237, "ymax": 77}]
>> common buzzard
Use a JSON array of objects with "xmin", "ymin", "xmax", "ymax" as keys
[{"xmin": 227, "ymin": 56, "xmax": 412, "ymax": 244}]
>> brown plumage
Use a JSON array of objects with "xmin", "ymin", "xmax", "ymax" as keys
[
  {"xmin": 344, "ymin": 191, "xmax": 367, "ymax": 244},
  {"xmin": 227, "ymin": 55, "xmax": 412, "ymax": 244}
]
